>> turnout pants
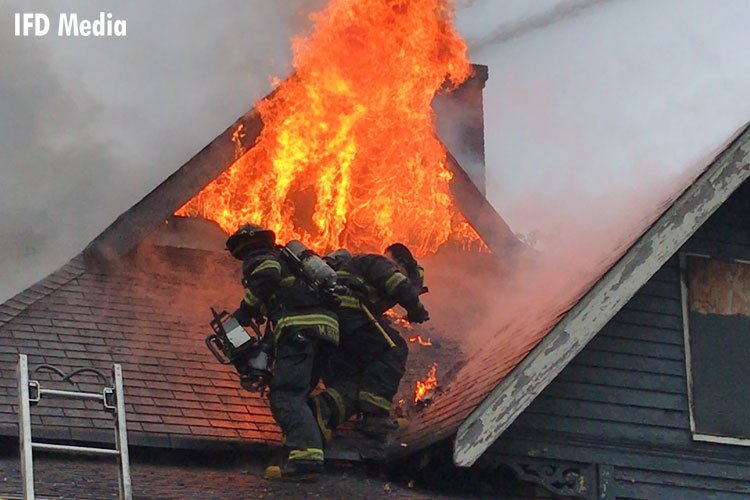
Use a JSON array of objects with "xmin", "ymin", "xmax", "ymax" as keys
[
  {"xmin": 269, "ymin": 326, "xmax": 332, "ymax": 453},
  {"xmin": 317, "ymin": 309, "xmax": 408, "ymax": 427}
]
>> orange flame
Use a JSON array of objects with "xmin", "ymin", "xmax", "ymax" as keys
[
  {"xmin": 414, "ymin": 362, "xmax": 438, "ymax": 403},
  {"xmin": 384, "ymin": 308, "xmax": 413, "ymax": 329},
  {"xmin": 176, "ymin": 0, "xmax": 483, "ymax": 257},
  {"xmin": 408, "ymin": 334, "xmax": 432, "ymax": 346}
]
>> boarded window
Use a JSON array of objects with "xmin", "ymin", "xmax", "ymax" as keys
[{"xmin": 686, "ymin": 256, "xmax": 750, "ymax": 440}]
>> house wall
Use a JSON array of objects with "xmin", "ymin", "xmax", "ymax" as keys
[{"xmin": 481, "ymin": 179, "xmax": 750, "ymax": 499}]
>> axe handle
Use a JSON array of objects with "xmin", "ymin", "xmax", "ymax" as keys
[{"xmin": 360, "ymin": 303, "xmax": 396, "ymax": 349}]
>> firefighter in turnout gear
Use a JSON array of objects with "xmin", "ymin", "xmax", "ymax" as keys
[
  {"xmin": 226, "ymin": 224, "xmax": 339, "ymax": 482},
  {"xmin": 309, "ymin": 243, "xmax": 429, "ymax": 441}
]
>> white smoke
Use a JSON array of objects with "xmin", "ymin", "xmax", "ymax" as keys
[
  {"xmin": 464, "ymin": 0, "xmax": 615, "ymax": 53},
  {"xmin": 427, "ymin": 0, "xmax": 750, "ymax": 351},
  {"xmin": 0, "ymin": 0, "xmax": 326, "ymax": 302},
  {"xmin": 455, "ymin": 0, "xmax": 750, "ymax": 241}
]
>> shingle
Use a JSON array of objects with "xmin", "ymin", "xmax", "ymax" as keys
[
  {"xmin": 126, "ymin": 421, "xmax": 143, "ymax": 432},
  {"xmin": 239, "ymin": 429, "xmax": 278, "ymax": 442},
  {"xmin": 172, "ymin": 391, "xmax": 222, "ymax": 403},
  {"xmin": 35, "ymin": 426, "xmax": 72, "ymax": 441},
  {"xmin": 14, "ymin": 317, "xmax": 53, "ymax": 327},
  {"xmin": 189, "ymin": 426, "xmax": 239, "ymax": 438},
  {"xmin": 123, "ymin": 395, "xmax": 155, "ymax": 406},
  {"xmin": 135, "ymin": 404, "xmax": 181, "ymax": 417},
  {"xmin": 141, "ymin": 423, "xmax": 192, "ymax": 435},
  {"xmin": 162, "ymin": 416, "xmax": 210, "ymax": 427},
  {"xmin": 181, "ymin": 408, "xmax": 231, "ymax": 420},
  {"xmin": 201, "ymin": 401, "xmax": 246, "ymax": 413},
  {"xmin": 0, "ymin": 305, "xmax": 22, "ymax": 316},
  {"xmin": 69, "ymin": 427, "xmax": 113, "ymax": 443},
  {"xmin": 129, "ymin": 413, "xmax": 163, "ymax": 423},
  {"xmin": 41, "ymin": 416, "xmax": 93, "ymax": 428},
  {"xmin": 52, "ymin": 319, "xmax": 96, "ymax": 330},
  {"xmin": 62, "ymin": 408, "xmax": 100, "ymax": 419}
]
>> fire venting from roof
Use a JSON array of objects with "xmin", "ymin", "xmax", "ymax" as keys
[
  {"xmin": 415, "ymin": 362, "xmax": 439, "ymax": 404},
  {"xmin": 176, "ymin": 0, "xmax": 485, "ymax": 256}
]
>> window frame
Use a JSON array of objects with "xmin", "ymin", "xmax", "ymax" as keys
[{"xmin": 680, "ymin": 252, "xmax": 750, "ymax": 446}]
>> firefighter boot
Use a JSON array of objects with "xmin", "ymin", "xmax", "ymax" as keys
[
  {"xmin": 264, "ymin": 448, "xmax": 324, "ymax": 482},
  {"xmin": 357, "ymin": 414, "xmax": 399, "ymax": 440}
]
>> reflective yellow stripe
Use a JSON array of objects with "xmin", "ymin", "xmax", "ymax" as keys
[
  {"xmin": 337, "ymin": 270, "xmax": 364, "ymax": 284},
  {"xmin": 242, "ymin": 289, "xmax": 261, "ymax": 307},
  {"xmin": 338, "ymin": 295, "xmax": 361, "ymax": 309},
  {"xmin": 289, "ymin": 448, "xmax": 324, "ymax": 462},
  {"xmin": 418, "ymin": 267, "xmax": 424, "ymax": 279},
  {"xmin": 311, "ymin": 396, "xmax": 332, "ymax": 443},
  {"xmin": 359, "ymin": 391, "xmax": 392, "ymax": 411},
  {"xmin": 325, "ymin": 388, "xmax": 347, "ymax": 424},
  {"xmin": 251, "ymin": 259, "xmax": 281, "ymax": 275},
  {"xmin": 279, "ymin": 276, "xmax": 295, "ymax": 287},
  {"xmin": 274, "ymin": 314, "xmax": 339, "ymax": 342},
  {"xmin": 384, "ymin": 272, "xmax": 407, "ymax": 294}
]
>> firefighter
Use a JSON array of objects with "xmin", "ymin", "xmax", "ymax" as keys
[
  {"xmin": 309, "ymin": 243, "xmax": 429, "ymax": 441},
  {"xmin": 226, "ymin": 224, "xmax": 339, "ymax": 482}
]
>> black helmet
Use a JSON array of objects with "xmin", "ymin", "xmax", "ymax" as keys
[
  {"xmin": 324, "ymin": 249, "xmax": 353, "ymax": 270},
  {"xmin": 385, "ymin": 243, "xmax": 424, "ymax": 292},
  {"xmin": 226, "ymin": 224, "xmax": 276, "ymax": 260}
]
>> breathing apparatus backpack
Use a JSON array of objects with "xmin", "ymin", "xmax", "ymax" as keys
[
  {"xmin": 206, "ymin": 239, "xmax": 340, "ymax": 393},
  {"xmin": 280, "ymin": 240, "xmax": 340, "ymax": 309}
]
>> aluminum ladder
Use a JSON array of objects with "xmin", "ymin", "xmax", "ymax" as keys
[{"xmin": 16, "ymin": 354, "xmax": 132, "ymax": 500}]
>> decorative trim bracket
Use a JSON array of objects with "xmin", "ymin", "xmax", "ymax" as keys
[{"xmin": 496, "ymin": 455, "xmax": 595, "ymax": 498}]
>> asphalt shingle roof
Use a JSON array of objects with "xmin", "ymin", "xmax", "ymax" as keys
[
  {"xmin": 0, "ymin": 243, "xmax": 462, "ymax": 456},
  {"xmin": 0, "ymin": 246, "xmax": 280, "ymax": 448}
]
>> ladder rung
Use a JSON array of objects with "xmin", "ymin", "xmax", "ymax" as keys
[
  {"xmin": 32, "ymin": 442, "xmax": 121, "ymax": 456},
  {"xmin": 39, "ymin": 388, "xmax": 105, "ymax": 401}
]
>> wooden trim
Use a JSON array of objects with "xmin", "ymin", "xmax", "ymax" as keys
[
  {"xmin": 453, "ymin": 122, "xmax": 750, "ymax": 467},
  {"xmin": 679, "ymin": 252, "xmax": 698, "ymax": 434},
  {"xmin": 83, "ymin": 107, "xmax": 265, "ymax": 264},
  {"xmin": 445, "ymin": 149, "xmax": 525, "ymax": 257},
  {"xmin": 693, "ymin": 433, "xmax": 750, "ymax": 447}
]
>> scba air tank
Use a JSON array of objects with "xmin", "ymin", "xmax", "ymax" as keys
[{"xmin": 285, "ymin": 240, "xmax": 338, "ymax": 293}]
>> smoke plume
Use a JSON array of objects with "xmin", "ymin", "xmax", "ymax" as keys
[
  {"xmin": 0, "ymin": 0, "xmax": 325, "ymax": 303},
  {"xmin": 466, "ymin": 0, "xmax": 614, "ymax": 54}
]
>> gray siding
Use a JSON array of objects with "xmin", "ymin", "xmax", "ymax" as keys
[{"xmin": 483, "ymin": 180, "xmax": 750, "ymax": 499}]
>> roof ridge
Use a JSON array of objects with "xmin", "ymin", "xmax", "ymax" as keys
[{"xmin": 0, "ymin": 254, "xmax": 86, "ymax": 328}]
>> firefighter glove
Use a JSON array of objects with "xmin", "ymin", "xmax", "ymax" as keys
[
  {"xmin": 240, "ymin": 370, "xmax": 270, "ymax": 396},
  {"xmin": 406, "ymin": 302, "xmax": 429, "ymax": 323}
]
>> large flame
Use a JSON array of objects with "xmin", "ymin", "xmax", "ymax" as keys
[{"xmin": 177, "ymin": 0, "xmax": 481, "ymax": 256}]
